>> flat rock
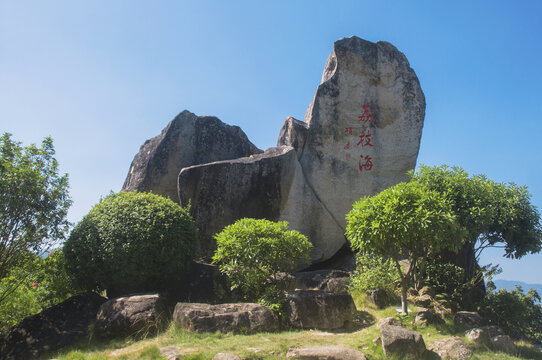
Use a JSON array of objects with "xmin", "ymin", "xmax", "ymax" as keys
[
  {"xmin": 286, "ymin": 345, "xmax": 367, "ymax": 359},
  {"xmin": 380, "ymin": 324, "xmax": 426, "ymax": 358},
  {"xmin": 160, "ymin": 346, "xmax": 181, "ymax": 360},
  {"xmin": 454, "ymin": 311, "xmax": 483, "ymax": 330},
  {"xmin": 491, "ymin": 335, "xmax": 516, "ymax": 354},
  {"xmin": 95, "ymin": 294, "xmax": 168, "ymax": 338},
  {"xmin": 0, "ymin": 292, "xmax": 107, "ymax": 360},
  {"xmin": 172, "ymin": 303, "xmax": 278, "ymax": 334},
  {"xmin": 428, "ymin": 337, "xmax": 472, "ymax": 359},
  {"xmin": 123, "ymin": 110, "xmax": 261, "ymax": 201},
  {"xmin": 415, "ymin": 309, "xmax": 444, "ymax": 327},
  {"xmin": 213, "ymin": 353, "xmax": 241, "ymax": 360},
  {"xmin": 284, "ymin": 290, "xmax": 356, "ymax": 330}
]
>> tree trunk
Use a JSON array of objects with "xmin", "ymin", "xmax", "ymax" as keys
[{"xmin": 401, "ymin": 277, "xmax": 408, "ymax": 314}]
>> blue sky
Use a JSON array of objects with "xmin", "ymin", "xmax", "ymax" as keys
[{"xmin": 1, "ymin": 1, "xmax": 541, "ymax": 282}]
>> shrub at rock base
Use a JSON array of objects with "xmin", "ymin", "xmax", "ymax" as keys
[
  {"xmin": 63, "ymin": 192, "xmax": 197, "ymax": 297},
  {"xmin": 212, "ymin": 218, "xmax": 311, "ymax": 301}
]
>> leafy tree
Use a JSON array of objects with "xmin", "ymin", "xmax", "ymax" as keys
[
  {"xmin": 348, "ymin": 252, "xmax": 400, "ymax": 298},
  {"xmin": 346, "ymin": 181, "xmax": 466, "ymax": 314},
  {"xmin": 0, "ymin": 133, "xmax": 71, "ymax": 305},
  {"xmin": 63, "ymin": 191, "xmax": 197, "ymax": 297},
  {"xmin": 412, "ymin": 165, "xmax": 542, "ymax": 263},
  {"xmin": 480, "ymin": 285, "xmax": 542, "ymax": 342},
  {"xmin": 212, "ymin": 218, "xmax": 312, "ymax": 301},
  {"xmin": 0, "ymin": 249, "xmax": 75, "ymax": 335}
]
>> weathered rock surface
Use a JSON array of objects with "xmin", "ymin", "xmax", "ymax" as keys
[
  {"xmin": 95, "ymin": 294, "xmax": 168, "ymax": 338},
  {"xmin": 160, "ymin": 346, "xmax": 181, "ymax": 360},
  {"xmin": 278, "ymin": 36, "xmax": 425, "ymax": 260},
  {"xmin": 179, "ymin": 146, "xmax": 310, "ymax": 256},
  {"xmin": 172, "ymin": 303, "xmax": 278, "ymax": 333},
  {"xmin": 377, "ymin": 317, "xmax": 401, "ymax": 329},
  {"xmin": 319, "ymin": 277, "xmax": 350, "ymax": 292},
  {"xmin": 284, "ymin": 290, "xmax": 356, "ymax": 329},
  {"xmin": 415, "ymin": 309, "xmax": 444, "ymax": 327},
  {"xmin": 123, "ymin": 110, "xmax": 261, "ymax": 201},
  {"xmin": 178, "ymin": 36, "xmax": 425, "ymax": 262},
  {"xmin": 380, "ymin": 324, "xmax": 426, "ymax": 358},
  {"xmin": 286, "ymin": 345, "xmax": 367, "ymax": 359},
  {"xmin": 0, "ymin": 292, "xmax": 107, "ymax": 360},
  {"xmin": 454, "ymin": 311, "xmax": 483, "ymax": 330},
  {"xmin": 293, "ymin": 269, "xmax": 349, "ymax": 290},
  {"xmin": 367, "ymin": 289, "xmax": 392, "ymax": 309},
  {"xmin": 213, "ymin": 353, "xmax": 242, "ymax": 360},
  {"xmin": 465, "ymin": 328, "xmax": 491, "ymax": 347},
  {"xmin": 491, "ymin": 334, "xmax": 516, "ymax": 354},
  {"xmin": 428, "ymin": 337, "xmax": 472, "ymax": 359}
]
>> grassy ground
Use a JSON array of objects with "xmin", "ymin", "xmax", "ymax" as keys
[{"xmin": 49, "ymin": 295, "xmax": 542, "ymax": 360}]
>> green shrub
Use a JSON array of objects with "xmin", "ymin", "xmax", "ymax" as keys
[
  {"xmin": 63, "ymin": 192, "xmax": 197, "ymax": 297},
  {"xmin": 348, "ymin": 252, "xmax": 399, "ymax": 297},
  {"xmin": 420, "ymin": 256, "xmax": 465, "ymax": 302},
  {"xmin": 212, "ymin": 218, "xmax": 312, "ymax": 301},
  {"xmin": 0, "ymin": 249, "xmax": 75, "ymax": 335},
  {"xmin": 480, "ymin": 285, "xmax": 542, "ymax": 342}
]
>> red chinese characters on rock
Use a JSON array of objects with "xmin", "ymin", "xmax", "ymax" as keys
[
  {"xmin": 358, "ymin": 105, "xmax": 373, "ymax": 123},
  {"xmin": 359, "ymin": 155, "xmax": 373, "ymax": 172},
  {"xmin": 357, "ymin": 130, "xmax": 373, "ymax": 147}
]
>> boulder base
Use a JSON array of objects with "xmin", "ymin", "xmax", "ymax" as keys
[
  {"xmin": 172, "ymin": 303, "xmax": 278, "ymax": 333},
  {"xmin": 0, "ymin": 292, "xmax": 107, "ymax": 360},
  {"xmin": 380, "ymin": 324, "xmax": 426, "ymax": 358},
  {"xmin": 284, "ymin": 290, "xmax": 356, "ymax": 329},
  {"xmin": 95, "ymin": 294, "xmax": 168, "ymax": 338},
  {"xmin": 287, "ymin": 345, "xmax": 367, "ymax": 359},
  {"xmin": 428, "ymin": 337, "xmax": 472, "ymax": 360}
]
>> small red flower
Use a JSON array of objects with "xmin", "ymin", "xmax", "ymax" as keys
[{"xmin": 32, "ymin": 282, "xmax": 39, "ymax": 287}]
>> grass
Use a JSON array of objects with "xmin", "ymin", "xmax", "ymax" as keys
[{"xmin": 48, "ymin": 294, "xmax": 542, "ymax": 360}]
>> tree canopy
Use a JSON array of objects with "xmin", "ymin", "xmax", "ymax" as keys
[
  {"xmin": 0, "ymin": 133, "xmax": 71, "ymax": 303},
  {"xmin": 346, "ymin": 180, "xmax": 466, "ymax": 313},
  {"xmin": 411, "ymin": 165, "xmax": 542, "ymax": 260}
]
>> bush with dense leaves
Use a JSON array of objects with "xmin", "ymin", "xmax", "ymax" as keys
[
  {"xmin": 480, "ymin": 285, "xmax": 542, "ymax": 342},
  {"xmin": 212, "ymin": 218, "xmax": 312, "ymax": 301},
  {"xmin": 348, "ymin": 252, "xmax": 399, "ymax": 298},
  {"xmin": 0, "ymin": 249, "xmax": 75, "ymax": 335},
  {"xmin": 420, "ymin": 256, "xmax": 465, "ymax": 301},
  {"xmin": 63, "ymin": 192, "xmax": 197, "ymax": 297}
]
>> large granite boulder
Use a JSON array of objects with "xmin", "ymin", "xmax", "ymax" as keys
[
  {"xmin": 284, "ymin": 290, "xmax": 356, "ymax": 330},
  {"xmin": 179, "ymin": 36, "xmax": 425, "ymax": 262},
  {"xmin": 379, "ymin": 324, "xmax": 426, "ymax": 358},
  {"xmin": 95, "ymin": 294, "xmax": 169, "ymax": 338},
  {"xmin": 277, "ymin": 36, "xmax": 425, "ymax": 258},
  {"xmin": 0, "ymin": 292, "xmax": 107, "ymax": 360},
  {"xmin": 123, "ymin": 110, "xmax": 261, "ymax": 201},
  {"xmin": 172, "ymin": 303, "xmax": 278, "ymax": 333}
]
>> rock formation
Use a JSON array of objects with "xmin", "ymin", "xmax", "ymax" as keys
[
  {"xmin": 123, "ymin": 36, "xmax": 425, "ymax": 263},
  {"xmin": 179, "ymin": 36, "xmax": 425, "ymax": 260},
  {"xmin": 122, "ymin": 110, "xmax": 261, "ymax": 201}
]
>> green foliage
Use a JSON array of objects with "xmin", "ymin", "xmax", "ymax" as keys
[
  {"xmin": 212, "ymin": 218, "xmax": 312, "ymax": 301},
  {"xmin": 412, "ymin": 165, "xmax": 542, "ymax": 260},
  {"xmin": 480, "ymin": 285, "xmax": 542, "ymax": 342},
  {"xmin": 349, "ymin": 252, "xmax": 400, "ymax": 296},
  {"xmin": 0, "ymin": 249, "xmax": 76, "ymax": 335},
  {"xmin": 420, "ymin": 256, "xmax": 465, "ymax": 302},
  {"xmin": 346, "ymin": 180, "xmax": 466, "ymax": 313},
  {"xmin": 0, "ymin": 133, "xmax": 71, "ymax": 303},
  {"xmin": 63, "ymin": 191, "xmax": 197, "ymax": 296}
]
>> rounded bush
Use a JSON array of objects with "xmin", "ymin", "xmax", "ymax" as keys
[
  {"xmin": 212, "ymin": 218, "xmax": 312, "ymax": 300},
  {"xmin": 63, "ymin": 192, "xmax": 197, "ymax": 296}
]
